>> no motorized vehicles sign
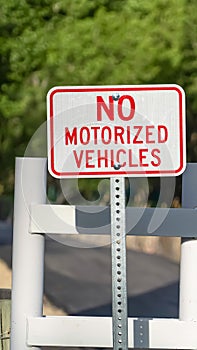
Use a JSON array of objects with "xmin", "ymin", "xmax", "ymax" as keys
[{"xmin": 47, "ymin": 85, "xmax": 186, "ymax": 178}]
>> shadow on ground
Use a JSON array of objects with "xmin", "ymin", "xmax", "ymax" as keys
[{"xmin": 0, "ymin": 240, "xmax": 179, "ymax": 349}]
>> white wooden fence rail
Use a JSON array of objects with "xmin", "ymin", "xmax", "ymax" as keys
[{"xmin": 10, "ymin": 157, "xmax": 197, "ymax": 349}]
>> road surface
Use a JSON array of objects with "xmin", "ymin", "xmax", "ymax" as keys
[{"xmin": 0, "ymin": 234, "xmax": 179, "ymax": 349}]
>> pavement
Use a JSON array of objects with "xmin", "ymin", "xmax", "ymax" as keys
[
  {"xmin": 0, "ymin": 230, "xmax": 179, "ymax": 349},
  {"xmin": 0, "ymin": 236, "xmax": 179, "ymax": 318},
  {"xmin": 0, "ymin": 220, "xmax": 12, "ymax": 245},
  {"xmin": 44, "ymin": 238, "xmax": 179, "ymax": 318}
]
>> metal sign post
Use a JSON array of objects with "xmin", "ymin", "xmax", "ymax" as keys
[{"xmin": 110, "ymin": 176, "xmax": 128, "ymax": 350}]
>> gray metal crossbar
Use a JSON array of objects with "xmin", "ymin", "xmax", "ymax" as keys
[{"xmin": 30, "ymin": 204, "xmax": 197, "ymax": 237}]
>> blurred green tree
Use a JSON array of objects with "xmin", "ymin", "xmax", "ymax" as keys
[{"xmin": 0, "ymin": 0, "xmax": 196, "ymax": 201}]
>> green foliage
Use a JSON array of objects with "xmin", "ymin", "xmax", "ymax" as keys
[{"xmin": 0, "ymin": 0, "xmax": 197, "ymax": 197}]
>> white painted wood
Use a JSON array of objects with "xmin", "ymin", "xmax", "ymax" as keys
[
  {"xmin": 11, "ymin": 158, "xmax": 197, "ymax": 349},
  {"xmin": 149, "ymin": 318, "xmax": 197, "ymax": 349},
  {"xmin": 27, "ymin": 316, "xmax": 197, "ymax": 349},
  {"xmin": 27, "ymin": 316, "xmax": 113, "ymax": 347},
  {"xmin": 30, "ymin": 204, "xmax": 78, "ymax": 234},
  {"xmin": 11, "ymin": 158, "xmax": 47, "ymax": 350},
  {"xmin": 179, "ymin": 163, "xmax": 197, "ymax": 321}
]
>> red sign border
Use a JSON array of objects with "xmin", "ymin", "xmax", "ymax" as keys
[{"xmin": 48, "ymin": 85, "xmax": 185, "ymax": 178}]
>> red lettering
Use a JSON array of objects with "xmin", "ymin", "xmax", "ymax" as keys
[
  {"xmin": 151, "ymin": 148, "xmax": 161, "ymax": 167},
  {"xmin": 97, "ymin": 96, "xmax": 114, "ymax": 121},
  {"xmin": 110, "ymin": 149, "xmax": 114, "ymax": 167},
  {"xmin": 101, "ymin": 126, "xmax": 112, "ymax": 145},
  {"xmin": 98, "ymin": 149, "xmax": 108, "ymax": 167},
  {"xmin": 158, "ymin": 125, "xmax": 168, "ymax": 143},
  {"xmin": 116, "ymin": 149, "xmax": 126, "ymax": 167},
  {"xmin": 118, "ymin": 95, "xmax": 135, "ymax": 121},
  {"xmin": 146, "ymin": 125, "xmax": 155, "ymax": 144},
  {"xmin": 80, "ymin": 127, "xmax": 90, "ymax": 145},
  {"xmin": 114, "ymin": 126, "xmax": 125, "ymax": 144},
  {"xmin": 127, "ymin": 126, "xmax": 131, "ymax": 144},
  {"xmin": 85, "ymin": 150, "xmax": 95, "ymax": 168},
  {"xmin": 139, "ymin": 148, "xmax": 148, "ymax": 167},
  {"xmin": 65, "ymin": 127, "xmax": 77, "ymax": 145},
  {"xmin": 133, "ymin": 126, "xmax": 143, "ymax": 144},
  {"xmin": 91, "ymin": 126, "xmax": 100, "ymax": 145},
  {"xmin": 73, "ymin": 150, "xmax": 83, "ymax": 168}
]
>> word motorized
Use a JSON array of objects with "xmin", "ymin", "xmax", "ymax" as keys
[{"xmin": 64, "ymin": 95, "xmax": 168, "ymax": 169}]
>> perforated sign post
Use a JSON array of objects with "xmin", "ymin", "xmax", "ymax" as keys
[{"xmin": 47, "ymin": 85, "xmax": 186, "ymax": 350}]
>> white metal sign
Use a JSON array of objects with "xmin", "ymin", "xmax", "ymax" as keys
[{"xmin": 47, "ymin": 85, "xmax": 186, "ymax": 178}]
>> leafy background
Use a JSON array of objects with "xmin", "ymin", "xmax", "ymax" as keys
[{"xmin": 0, "ymin": 0, "xmax": 197, "ymax": 259}]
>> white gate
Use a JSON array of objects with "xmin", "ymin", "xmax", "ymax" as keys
[{"xmin": 10, "ymin": 157, "xmax": 197, "ymax": 349}]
